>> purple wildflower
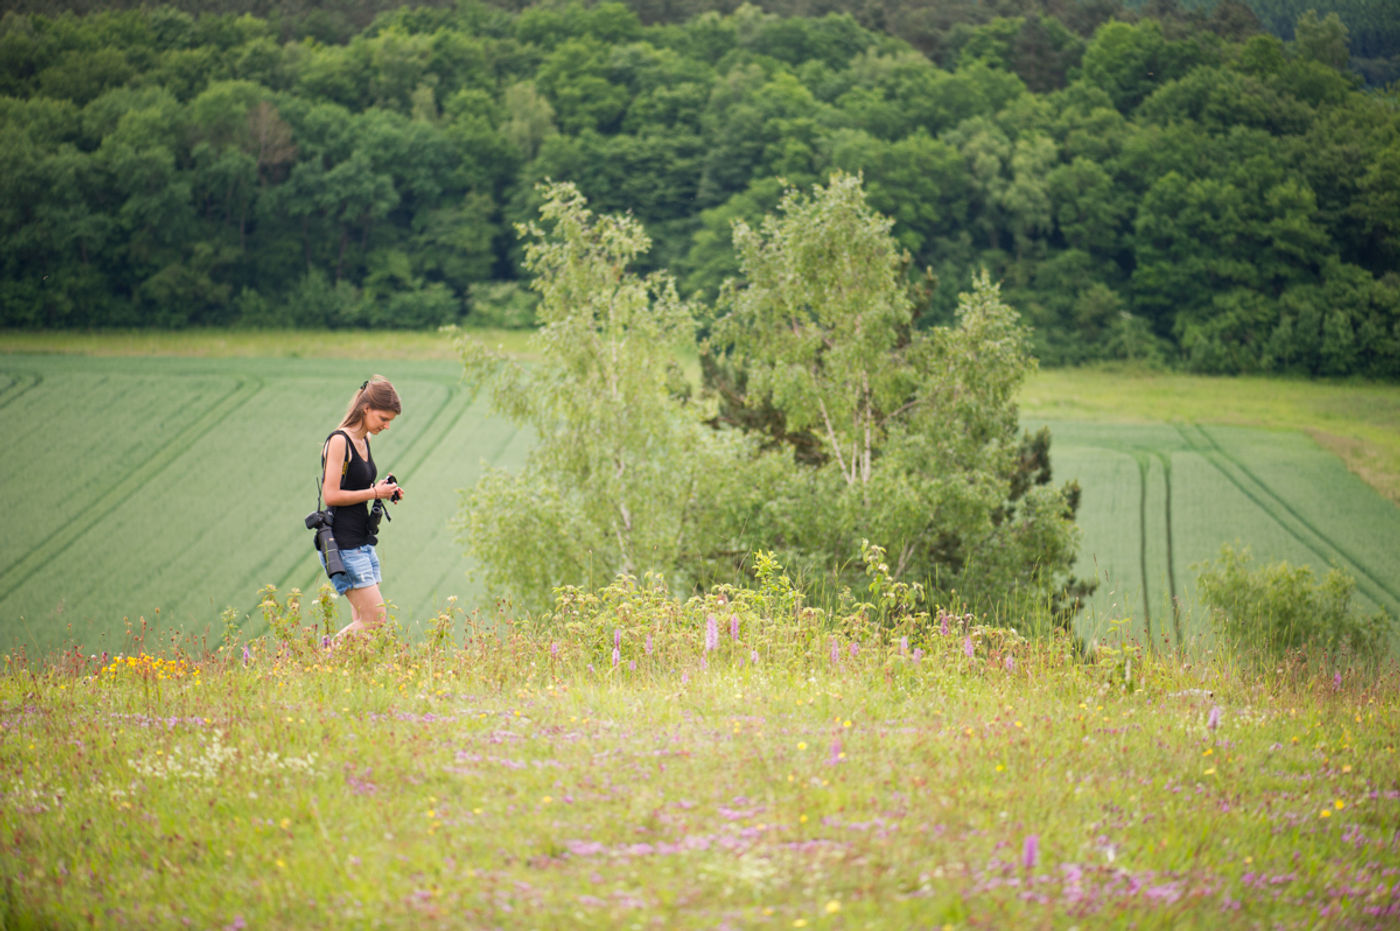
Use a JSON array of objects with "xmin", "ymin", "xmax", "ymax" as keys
[
  {"xmin": 1005, "ymin": 655, "xmax": 1015, "ymax": 672},
  {"xmin": 912, "ymin": 648, "xmax": 924, "ymax": 664},
  {"xmin": 612, "ymin": 647, "xmax": 620, "ymax": 667},
  {"xmin": 629, "ymin": 660, "xmax": 636, "ymax": 672},
  {"xmin": 963, "ymin": 635, "xmax": 974, "ymax": 658},
  {"xmin": 940, "ymin": 612, "xmax": 950, "ymax": 636},
  {"xmin": 730, "ymin": 614, "xmax": 740, "ymax": 641},
  {"xmin": 750, "ymin": 649, "xmax": 759, "ymax": 665},
  {"xmin": 828, "ymin": 738, "xmax": 844, "ymax": 765},
  {"xmin": 900, "ymin": 636, "xmax": 909, "ymax": 655},
  {"xmin": 645, "ymin": 633, "xmax": 653, "ymax": 655},
  {"xmin": 705, "ymin": 614, "xmax": 719, "ymax": 652},
  {"xmin": 551, "ymin": 641, "xmax": 560, "ymax": 658},
  {"xmin": 1023, "ymin": 834, "xmax": 1040, "ymax": 870},
  {"xmin": 1333, "ymin": 671, "xmax": 1342, "ymax": 690},
  {"xmin": 614, "ymin": 628, "xmax": 621, "ymax": 650},
  {"xmin": 241, "ymin": 646, "xmax": 250, "ymax": 666},
  {"xmin": 1207, "ymin": 706, "xmax": 1221, "ymax": 731},
  {"xmin": 849, "ymin": 642, "xmax": 860, "ymax": 658},
  {"xmin": 830, "ymin": 637, "xmax": 840, "ymax": 665}
]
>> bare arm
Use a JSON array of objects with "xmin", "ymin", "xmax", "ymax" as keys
[{"xmin": 321, "ymin": 432, "xmax": 392, "ymax": 507}]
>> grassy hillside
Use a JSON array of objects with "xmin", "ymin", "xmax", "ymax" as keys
[{"xmin": 3, "ymin": 608, "xmax": 1396, "ymax": 929}]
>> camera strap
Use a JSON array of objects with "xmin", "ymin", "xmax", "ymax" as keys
[
  {"xmin": 317, "ymin": 430, "xmax": 352, "ymax": 512},
  {"xmin": 318, "ymin": 429, "xmax": 389, "ymax": 522}
]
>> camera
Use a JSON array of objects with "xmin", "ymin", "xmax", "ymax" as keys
[
  {"xmin": 305, "ymin": 509, "xmax": 346, "ymax": 578},
  {"xmin": 367, "ymin": 474, "xmax": 400, "ymax": 537}
]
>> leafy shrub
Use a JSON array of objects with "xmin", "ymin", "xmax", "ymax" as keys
[{"xmin": 1195, "ymin": 543, "xmax": 1393, "ymax": 665}]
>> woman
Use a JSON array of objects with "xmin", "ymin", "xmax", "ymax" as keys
[{"xmin": 320, "ymin": 376, "xmax": 406, "ymax": 638}]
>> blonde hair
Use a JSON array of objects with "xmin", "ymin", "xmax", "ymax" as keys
[{"xmin": 339, "ymin": 376, "xmax": 402, "ymax": 429}]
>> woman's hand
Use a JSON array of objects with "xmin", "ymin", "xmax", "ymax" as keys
[{"xmin": 371, "ymin": 477, "xmax": 405, "ymax": 502}]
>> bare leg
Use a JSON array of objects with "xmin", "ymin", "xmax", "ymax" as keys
[{"xmin": 336, "ymin": 584, "xmax": 387, "ymax": 639}]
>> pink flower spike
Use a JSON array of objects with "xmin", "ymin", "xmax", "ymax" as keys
[
  {"xmin": 899, "ymin": 636, "xmax": 909, "ymax": 655},
  {"xmin": 645, "ymin": 633, "xmax": 653, "ymax": 655},
  {"xmin": 830, "ymin": 637, "xmax": 840, "ymax": 665},
  {"xmin": 1005, "ymin": 655, "xmax": 1015, "ymax": 672},
  {"xmin": 1023, "ymin": 834, "xmax": 1039, "ymax": 870},
  {"xmin": 912, "ymin": 648, "xmax": 924, "ymax": 664},
  {"xmin": 730, "ymin": 614, "xmax": 740, "ymax": 641},
  {"xmin": 828, "ymin": 738, "xmax": 843, "ymax": 765},
  {"xmin": 614, "ymin": 628, "xmax": 621, "ymax": 650},
  {"xmin": 705, "ymin": 615, "xmax": 719, "ymax": 652},
  {"xmin": 612, "ymin": 647, "xmax": 620, "ymax": 667},
  {"xmin": 963, "ymin": 636, "xmax": 974, "ymax": 658},
  {"xmin": 940, "ymin": 612, "xmax": 950, "ymax": 636},
  {"xmin": 1207, "ymin": 706, "xmax": 1221, "ymax": 731}
]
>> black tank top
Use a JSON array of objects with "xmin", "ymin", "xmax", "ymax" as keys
[{"xmin": 327, "ymin": 429, "xmax": 378, "ymax": 548}]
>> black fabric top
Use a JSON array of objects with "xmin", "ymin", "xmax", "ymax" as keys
[{"xmin": 327, "ymin": 429, "xmax": 377, "ymax": 549}]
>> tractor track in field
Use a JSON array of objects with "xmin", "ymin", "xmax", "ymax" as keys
[
  {"xmin": 1156, "ymin": 450, "xmax": 1183, "ymax": 644},
  {"xmin": 1175, "ymin": 423, "xmax": 1398, "ymax": 611},
  {"xmin": 405, "ymin": 399, "xmax": 527, "ymax": 617},
  {"xmin": 0, "ymin": 376, "xmax": 263, "ymax": 606},
  {"xmin": 1129, "ymin": 449, "xmax": 1181, "ymax": 644},
  {"xmin": 1134, "ymin": 454, "xmax": 1153, "ymax": 641},
  {"xmin": 0, "ymin": 372, "xmax": 42, "ymax": 412}
]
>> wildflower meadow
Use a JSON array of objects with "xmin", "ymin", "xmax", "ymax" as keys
[{"xmin": 3, "ymin": 566, "xmax": 1397, "ymax": 929}]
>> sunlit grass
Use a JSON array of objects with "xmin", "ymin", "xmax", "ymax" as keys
[{"xmin": 3, "ymin": 585, "xmax": 1397, "ymax": 929}]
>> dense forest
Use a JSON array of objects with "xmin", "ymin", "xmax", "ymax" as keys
[{"xmin": 2, "ymin": 0, "xmax": 1397, "ymax": 375}]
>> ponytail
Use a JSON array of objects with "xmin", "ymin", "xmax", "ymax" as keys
[{"xmin": 340, "ymin": 376, "xmax": 402, "ymax": 429}]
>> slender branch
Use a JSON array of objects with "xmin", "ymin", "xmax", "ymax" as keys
[
  {"xmin": 895, "ymin": 541, "xmax": 914, "ymax": 578},
  {"xmin": 817, "ymin": 395, "xmax": 851, "ymax": 484},
  {"xmin": 861, "ymin": 371, "xmax": 873, "ymax": 487},
  {"xmin": 615, "ymin": 452, "xmax": 633, "ymax": 575}
]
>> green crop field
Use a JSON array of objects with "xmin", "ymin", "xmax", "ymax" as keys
[
  {"xmin": 0, "ymin": 353, "xmax": 531, "ymax": 657},
  {"xmin": 1036, "ymin": 419, "xmax": 1400, "ymax": 648},
  {"xmin": 3, "ymin": 341, "xmax": 1399, "ymax": 657}
]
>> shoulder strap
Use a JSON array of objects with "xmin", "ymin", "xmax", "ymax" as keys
[{"xmin": 317, "ymin": 430, "xmax": 353, "ymax": 510}]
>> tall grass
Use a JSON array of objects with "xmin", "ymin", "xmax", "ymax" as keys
[{"xmin": 4, "ymin": 577, "xmax": 1397, "ymax": 929}]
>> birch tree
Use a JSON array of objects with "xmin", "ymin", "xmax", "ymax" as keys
[{"xmin": 457, "ymin": 181, "xmax": 735, "ymax": 611}]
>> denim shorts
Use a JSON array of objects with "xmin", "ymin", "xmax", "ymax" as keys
[{"xmin": 321, "ymin": 543, "xmax": 381, "ymax": 596}]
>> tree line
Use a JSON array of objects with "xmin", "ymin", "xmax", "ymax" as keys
[
  {"xmin": 9, "ymin": 0, "xmax": 1397, "ymax": 84},
  {"xmin": 2, "ymin": 0, "xmax": 1397, "ymax": 376}
]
